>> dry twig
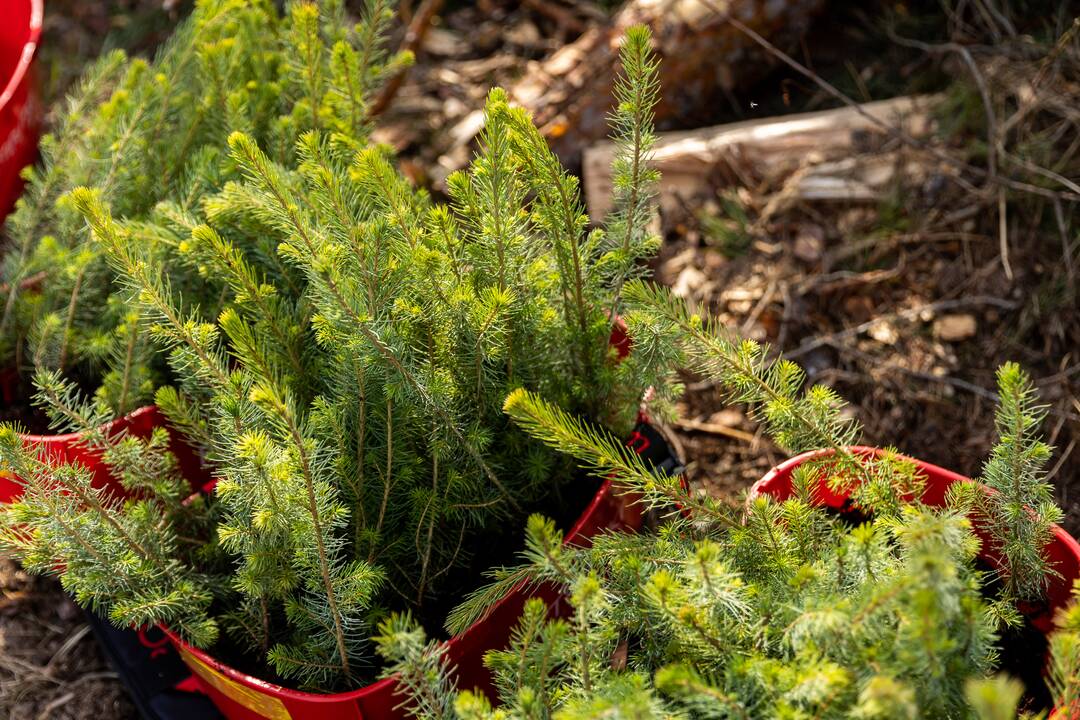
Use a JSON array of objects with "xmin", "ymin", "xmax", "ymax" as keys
[{"xmin": 370, "ymin": 0, "xmax": 445, "ymax": 117}]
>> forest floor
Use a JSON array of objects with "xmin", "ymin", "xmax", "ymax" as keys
[{"xmin": 2, "ymin": 0, "xmax": 1078, "ymax": 717}]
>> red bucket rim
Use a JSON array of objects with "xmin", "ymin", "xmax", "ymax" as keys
[
  {"xmin": 160, "ymin": 626, "xmax": 397, "ymax": 704},
  {"xmin": 0, "ymin": 0, "xmax": 44, "ymax": 111},
  {"xmin": 17, "ymin": 403, "xmax": 160, "ymax": 445},
  {"xmin": 748, "ymin": 445, "xmax": 1080, "ymax": 555},
  {"xmin": 750, "ymin": 445, "xmax": 1080, "ymax": 605}
]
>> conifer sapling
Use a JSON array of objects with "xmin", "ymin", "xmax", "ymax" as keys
[
  {"xmin": 378, "ymin": 286, "xmax": 1071, "ymax": 718},
  {"xmin": 1, "ymin": 18, "xmax": 670, "ymax": 693}
]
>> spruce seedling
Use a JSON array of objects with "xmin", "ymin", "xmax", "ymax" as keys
[
  {"xmin": 382, "ymin": 288, "xmax": 1069, "ymax": 718},
  {"xmin": 0, "ymin": 0, "xmax": 405, "ymax": 421},
  {"xmin": 974, "ymin": 362, "xmax": 1062, "ymax": 600},
  {"xmin": 2, "ymin": 21, "xmax": 668, "ymax": 692}
]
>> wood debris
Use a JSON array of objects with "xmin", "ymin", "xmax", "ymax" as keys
[
  {"xmin": 933, "ymin": 314, "xmax": 978, "ymax": 342},
  {"xmin": 584, "ymin": 94, "xmax": 939, "ymax": 219}
]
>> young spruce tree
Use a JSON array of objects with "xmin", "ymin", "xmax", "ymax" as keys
[
  {"xmin": 949, "ymin": 362, "xmax": 1063, "ymax": 602},
  {"xmin": 3, "ymin": 0, "xmax": 404, "ymax": 690},
  {"xmin": 1, "ymin": 23, "xmax": 667, "ymax": 691},
  {"xmin": 377, "ymin": 287, "xmax": 1073, "ymax": 717},
  {"xmin": 0, "ymin": 0, "xmax": 406, "ymax": 420}
]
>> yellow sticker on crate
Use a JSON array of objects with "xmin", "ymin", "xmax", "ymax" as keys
[{"xmin": 178, "ymin": 645, "xmax": 292, "ymax": 720}]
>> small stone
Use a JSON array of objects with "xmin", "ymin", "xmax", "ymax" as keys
[
  {"xmin": 793, "ymin": 224, "xmax": 824, "ymax": 263},
  {"xmin": 703, "ymin": 251, "xmax": 726, "ymax": 271},
  {"xmin": 933, "ymin": 314, "xmax": 977, "ymax": 342},
  {"xmin": 708, "ymin": 409, "xmax": 745, "ymax": 427},
  {"xmin": 422, "ymin": 27, "xmax": 468, "ymax": 57},
  {"xmin": 671, "ymin": 266, "xmax": 706, "ymax": 298},
  {"xmin": 868, "ymin": 320, "xmax": 899, "ymax": 345},
  {"xmin": 505, "ymin": 20, "xmax": 541, "ymax": 47}
]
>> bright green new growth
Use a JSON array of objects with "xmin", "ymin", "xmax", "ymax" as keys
[
  {"xmin": 623, "ymin": 286, "xmax": 1062, "ymax": 602},
  {"xmin": 375, "ymin": 612, "xmax": 458, "ymax": 719},
  {"xmin": 603, "ymin": 25, "xmax": 661, "ymax": 325},
  {"xmin": 0, "ymin": 23, "xmax": 666, "ymax": 692},
  {"xmin": 382, "ymin": 480, "xmax": 998, "ymax": 717}
]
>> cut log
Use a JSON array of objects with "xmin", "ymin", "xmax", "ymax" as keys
[
  {"xmin": 583, "ymin": 94, "xmax": 940, "ymax": 220},
  {"xmin": 438, "ymin": 0, "xmax": 827, "ymax": 174}
]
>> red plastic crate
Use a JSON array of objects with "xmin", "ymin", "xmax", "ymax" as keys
[{"xmin": 0, "ymin": 0, "xmax": 43, "ymax": 221}]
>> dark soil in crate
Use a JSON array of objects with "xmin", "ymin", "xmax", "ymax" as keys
[
  {"xmin": 998, "ymin": 617, "xmax": 1053, "ymax": 714},
  {"xmin": 978, "ymin": 564, "xmax": 1055, "ymax": 715},
  {"xmin": 0, "ymin": 365, "xmax": 114, "ymax": 434},
  {"xmin": 419, "ymin": 463, "xmax": 604, "ymax": 630},
  {"xmin": 0, "ymin": 376, "xmax": 54, "ymax": 435}
]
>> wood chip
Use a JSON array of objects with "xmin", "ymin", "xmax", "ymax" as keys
[
  {"xmin": 933, "ymin": 314, "xmax": 978, "ymax": 342},
  {"xmin": 868, "ymin": 320, "xmax": 900, "ymax": 345},
  {"xmin": 422, "ymin": 27, "xmax": 468, "ymax": 57},
  {"xmin": 793, "ymin": 224, "xmax": 824, "ymax": 262},
  {"xmin": 671, "ymin": 266, "xmax": 707, "ymax": 298}
]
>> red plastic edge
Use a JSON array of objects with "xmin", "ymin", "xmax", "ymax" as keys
[
  {"xmin": 2, "ymin": 405, "xmax": 210, "ymax": 502},
  {"xmin": 0, "ymin": 0, "xmax": 42, "ymax": 108},
  {"xmin": 0, "ymin": 0, "xmax": 44, "ymax": 220}
]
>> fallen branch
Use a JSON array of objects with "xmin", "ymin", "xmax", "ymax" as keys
[
  {"xmin": 583, "ymin": 95, "xmax": 937, "ymax": 220},
  {"xmin": 673, "ymin": 418, "xmax": 762, "ymax": 445}
]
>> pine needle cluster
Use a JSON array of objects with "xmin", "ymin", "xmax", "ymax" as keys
[
  {"xmin": 377, "ymin": 287, "xmax": 1074, "ymax": 718},
  {"xmin": 382, "ymin": 472, "xmax": 999, "ymax": 718},
  {"xmin": 0, "ymin": 379, "xmax": 219, "ymax": 646},
  {"xmin": 1048, "ymin": 582, "xmax": 1080, "ymax": 715},
  {"xmin": 0, "ymin": 24, "xmax": 666, "ymax": 691}
]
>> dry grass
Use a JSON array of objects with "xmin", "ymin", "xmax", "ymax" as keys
[{"xmin": 0, "ymin": 559, "xmax": 135, "ymax": 719}]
